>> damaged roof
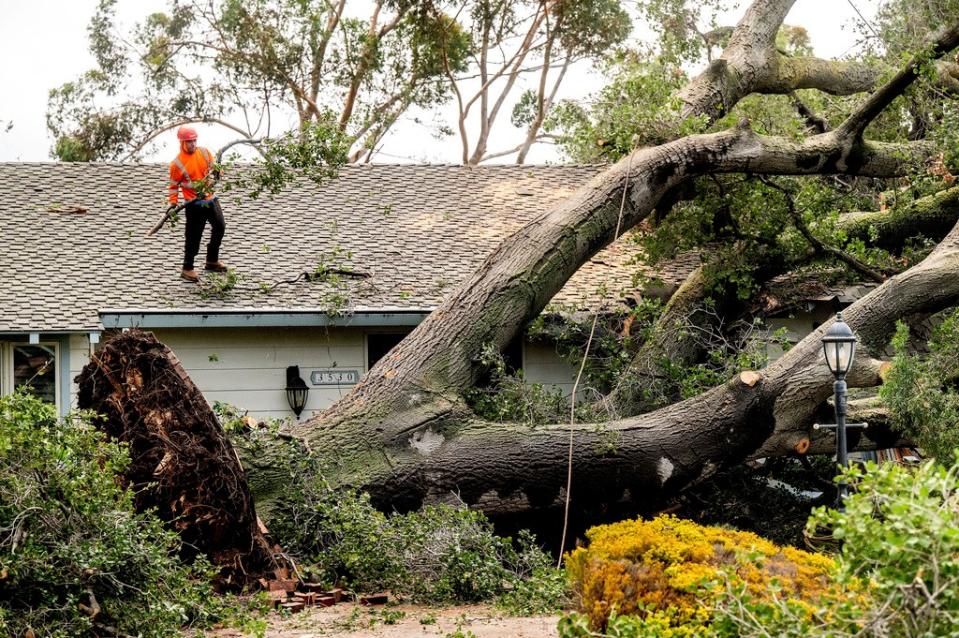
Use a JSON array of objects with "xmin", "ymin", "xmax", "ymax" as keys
[{"xmin": 0, "ymin": 162, "xmax": 697, "ymax": 332}]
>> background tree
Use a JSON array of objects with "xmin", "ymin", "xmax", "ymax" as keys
[
  {"xmin": 440, "ymin": 0, "xmax": 631, "ymax": 164},
  {"xmin": 47, "ymin": 0, "xmax": 471, "ymax": 162},
  {"xmin": 46, "ymin": 0, "xmax": 632, "ymax": 165}
]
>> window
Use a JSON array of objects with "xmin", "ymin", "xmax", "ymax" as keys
[
  {"xmin": 367, "ymin": 333, "xmax": 409, "ymax": 369},
  {"xmin": 2, "ymin": 343, "xmax": 58, "ymax": 407}
]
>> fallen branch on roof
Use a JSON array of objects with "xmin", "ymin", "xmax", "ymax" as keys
[
  {"xmin": 44, "ymin": 205, "xmax": 88, "ymax": 214},
  {"xmin": 258, "ymin": 267, "xmax": 372, "ymax": 293}
]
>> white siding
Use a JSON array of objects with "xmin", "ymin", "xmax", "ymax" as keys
[
  {"xmin": 522, "ymin": 341, "xmax": 576, "ymax": 395},
  {"xmin": 766, "ymin": 306, "xmax": 836, "ymax": 361},
  {"xmin": 68, "ymin": 334, "xmax": 92, "ymax": 410},
  {"xmin": 151, "ymin": 327, "xmax": 366, "ymax": 422},
  {"xmin": 143, "ymin": 328, "xmax": 581, "ymax": 421}
]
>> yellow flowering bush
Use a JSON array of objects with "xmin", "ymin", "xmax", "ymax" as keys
[{"xmin": 565, "ymin": 515, "xmax": 837, "ymax": 630}]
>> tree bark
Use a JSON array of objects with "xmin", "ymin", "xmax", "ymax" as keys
[{"xmin": 839, "ymin": 185, "xmax": 959, "ymax": 250}]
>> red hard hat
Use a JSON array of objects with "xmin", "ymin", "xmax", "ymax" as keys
[{"xmin": 177, "ymin": 125, "xmax": 198, "ymax": 141}]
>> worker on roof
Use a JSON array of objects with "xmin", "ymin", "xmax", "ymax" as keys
[{"xmin": 167, "ymin": 125, "xmax": 227, "ymax": 282}]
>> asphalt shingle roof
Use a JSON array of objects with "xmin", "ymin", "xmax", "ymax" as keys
[{"xmin": 0, "ymin": 162, "xmax": 697, "ymax": 332}]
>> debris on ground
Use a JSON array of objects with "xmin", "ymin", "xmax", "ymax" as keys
[{"xmin": 207, "ymin": 603, "xmax": 559, "ymax": 638}]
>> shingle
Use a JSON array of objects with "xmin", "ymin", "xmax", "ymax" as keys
[{"xmin": 0, "ymin": 162, "xmax": 694, "ymax": 331}]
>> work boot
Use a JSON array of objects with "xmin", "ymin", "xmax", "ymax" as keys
[
  {"xmin": 180, "ymin": 268, "xmax": 199, "ymax": 283},
  {"xmin": 204, "ymin": 260, "xmax": 228, "ymax": 272}
]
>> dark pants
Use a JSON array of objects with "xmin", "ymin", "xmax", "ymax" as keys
[{"xmin": 182, "ymin": 199, "xmax": 226, "ymax": 269}]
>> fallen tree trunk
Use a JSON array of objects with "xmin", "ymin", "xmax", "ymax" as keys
[
  {"xmin": 76, "ymin": 6, "xmax": 959, "ymax": 546},
  {"xmin": 274, "ymin": 218, "xmax": 959, "ymax": 517},
  {"xmin": 233, "ymin": 19, "xmax": 957, "ymax": 520},
  {"xmin": 76, "ymin": 332, "xmax": 277, "ymax": 588}
]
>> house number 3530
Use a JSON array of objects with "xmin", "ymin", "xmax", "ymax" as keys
[{"xmin": 309, "ymin": 369, "xmax": 360, "ymax": 385}]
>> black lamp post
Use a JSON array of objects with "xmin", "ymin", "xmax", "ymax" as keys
[
  {"xmin": 285, "ymin": 365, "xmax": 309, "ymax": 418},
  {"xmin": 815, "ymin": 312, "xmax": 866, "ymax": 508}
]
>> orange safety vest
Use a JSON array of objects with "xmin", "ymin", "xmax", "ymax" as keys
[{"xmin": 168, "ymin": 145, "xmax": 215, "ymax": 204}]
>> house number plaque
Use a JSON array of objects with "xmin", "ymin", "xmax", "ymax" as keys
[{"xmin": 309, "ymin": 369, "xmax": 360, "ymax": 385}]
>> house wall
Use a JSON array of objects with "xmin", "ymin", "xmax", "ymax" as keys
[
  {"xmin": 524, "ymin": 341, "xmax": 577, "ymax": 396},
  {"xmin": 147, "ymin": 326, "xmax": 581, "ymax": 421},
  {"xmin": 151, "ymin": 326, "xmax": 366, "ymax": 422},
  {"xmin": 766, "ymin": 305, "xmax": 838, "ymax": 361}
]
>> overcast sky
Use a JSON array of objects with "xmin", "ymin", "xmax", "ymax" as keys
[{"xmin": 0, "ymin": 0, "xmax": 878, "ymax": 163}]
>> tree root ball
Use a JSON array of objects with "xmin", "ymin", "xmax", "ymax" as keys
[{"xmin": 76, "ymin": 330, "xmax": 277, "ymax": 589}]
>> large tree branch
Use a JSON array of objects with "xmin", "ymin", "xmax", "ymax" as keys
[
  {"xmin": 601, "ymin": 264, "xmax": 713, "ymax": 416},
  {"xmin": 678, "ymin": 0, "xmax": 889, "ymax": 124},
  {"xmin": 836, "ymin": 22, "xmax": 959, "ymax": 140},
  {"xmin": 678, "ymin": 0, "xmax": 793, "ymax": 120},
  {"xmin": 755, "ymin": 56, "xmax": 881, "ymax": 95},
  {"xmin": 301, "ymin": 124, "xmax": 930, "ymax": 441},
  {"xmin": 839, "ymin": 185, "xmax": 959, "ymax": 249}
]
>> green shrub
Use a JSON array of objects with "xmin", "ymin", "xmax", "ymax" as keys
[
  {"xmin": 881, "ymin": 310, "xmax": 959, "ymax": 464},
  {"xmin": 812, "ymin": 459, "xmax": 959, "ymax": 636},
  {"xmin": 270, "ymin": 469, "xmax": 567, "ymax": 608},
  {"xmin": 0, "ymin": 391, "xmax": 219, "ymax": 637},
  {"xmin": 715, "ymin": 458, "xmax": 959, "ymax": 637},
  {"xmin": 463, "ymin": 343, "xmax": 591, "ymax": 425},
  {"xmin": 563, "ymin": 460, "xmax": 959, "ymax": 637}
]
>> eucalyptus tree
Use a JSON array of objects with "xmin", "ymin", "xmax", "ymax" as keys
[
  {"xmin": 47, "ymin": 0, "xmax": 471, "ymax": 162},
  {"xmin": 440, "ymin": 0, "xmax": 631, "ymax": 164},
  {"xmin": 47, "ymin": 0, "xmax": 631, "ymax": 166}
]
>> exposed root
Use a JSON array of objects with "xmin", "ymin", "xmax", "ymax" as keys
[{"xmin": 76, "ymin": 330, "xmax": 278, "ymax": 589}]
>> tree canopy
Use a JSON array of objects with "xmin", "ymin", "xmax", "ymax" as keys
[{"xmin": 47, "ymin": 0, "xmax": 631, "ymax": 164}]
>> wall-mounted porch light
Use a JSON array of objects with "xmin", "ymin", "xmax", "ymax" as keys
[{"xmin": 285, "ymin": 365, "xmax": 309, "ymax": 418}]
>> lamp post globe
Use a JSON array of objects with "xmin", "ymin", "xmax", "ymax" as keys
[{"xmin": 822, "ymin": 313, "xmax": 857, "ymax": 378}]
